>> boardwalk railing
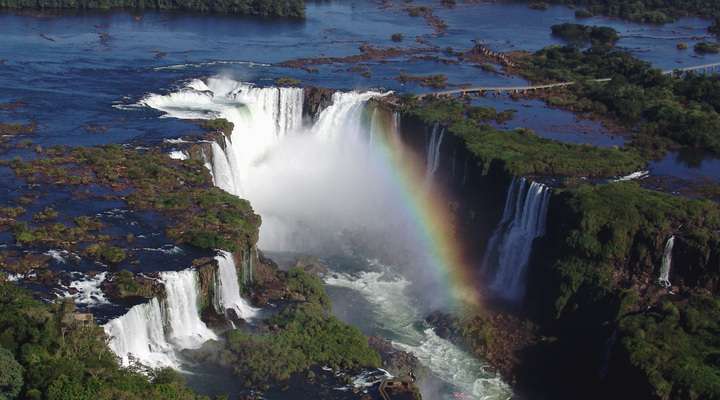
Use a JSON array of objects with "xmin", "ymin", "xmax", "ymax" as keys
[{"xmin": 418, "ymin": 62, "xmax": 720, "ymax": 98}]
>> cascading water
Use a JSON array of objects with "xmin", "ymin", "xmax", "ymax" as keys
[
  {"xmin": 483, "ymin": 177, "xmax": 551, "ymax": 301},
  {"xmin": 142, "ymin": 77, "xmax": 512, "ymax": 399},
  {"xmin": 658, "ymin": 235, "xmax": 675, "ymax": 288},
  {"xmin": 425, "ymin": 123, "xmax": 445, "ymax": 181},
  {"xmin": 325, "ymin": 265, "xmax": 511, "ymax": 400},
  {"xmin": 214, "ymin": 250, "xmax": 257, "ymax": 320},
  {"xmin": 239, "ymin": 246, "xmax": 254, "ymax": 286},
  {"xmin": 104, "ymin": 269, "xmax": 216, "ymax": 368},
  {"xmin": 104, "ymin": 298, "xmax": 177, "ymax": 368},
  {"xmin": 161, "ymin": 270, "xmax": 217, "ymax": 349},
  {"xmin": 142, "ymin": 78, "xmax": 303, "ymax": 198}
]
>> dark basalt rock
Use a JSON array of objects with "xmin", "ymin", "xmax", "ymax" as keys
[
  {"xmin": 303, "ymin": 86, "xmax": 335, "ymax": 120},
  {"xmin": 368, "ymin": 336, "xmax": 427, "ymax": 382}
]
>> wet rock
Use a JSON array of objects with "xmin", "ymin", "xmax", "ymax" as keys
[
  {"xmin": 368, "ymin": 336, "xmax": 427, "ymax": 382},
  {"xmin": 303, "ymin": 86, "xmax": 335, "ymax": 119}
]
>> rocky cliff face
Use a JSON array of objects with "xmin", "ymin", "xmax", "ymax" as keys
[
  {"xmin": 392, "ymin": 101, "xmax": 720, "ymax": 400},
  {"xmin": 395, "ymin": 111, "xmax": 513, "ymax": 264}
]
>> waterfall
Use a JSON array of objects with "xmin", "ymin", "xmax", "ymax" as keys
[
  {"xmin": 658, "ymin": 235, "xmax": 675, "ymax": 288},
  {"xmin": 104, "ymin": 298, "xmax": 177, "ymax": 368},
  {"xmin": 142, "ymin": 78, "xmax": 304, "ymax": 199},
  {"xmin": 209, "ymin": 139, "xmax": 240, "ymax": 195},
  {"xmin": 104, "ymin": 269, "xmax": 217, "ymax": 368},
  {"xmin": 483, "ymin": 177, "xmax": 551, "ymax": 301},
  {"xmin": 425, "ymin": 123, "xmax": 445, "ymax": 180},
  {"xmin": 239, "ymin": 246, "xmax": 254, "ymax": 286},
  {"xmin": 214, "ymin": 250, "xmax": 257, "ymax": 321},
  {"xmin": 161, "ymin": 270, "xmax": 217, "ymax": 349}
]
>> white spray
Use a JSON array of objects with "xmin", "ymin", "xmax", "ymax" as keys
[{"xmin": 483, "ymin": 177, "xmax": 551, "ymax": 301}]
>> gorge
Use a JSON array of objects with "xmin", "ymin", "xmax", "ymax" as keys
[{"xmin": 1, "ymin": 2, "xmax": 720, "ymax": 400}]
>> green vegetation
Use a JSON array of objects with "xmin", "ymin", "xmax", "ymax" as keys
[
  {"xmin": 694, "ymin": 41, "xmax": 720, "ymax": 54},
  {"xmin": 285, "ymin": 267, "xmax": 330, "ymax": 309},
  {"xmin": 10, "ymin": 145, "xmax": 260, "ymax": 253},
  {"xmin": 619, "ymin": 294, "xmax": 720, "ymax": 399},
  {"xmin": 398, "ymin": 73, "xmax": 449, "ymax": 89},
  {"xmin": 0, "ymin": 346, "xmax": 23, "ymax": 399},
  {"xmin": 551, "ymin": 23, "xmax": 619, "ymax": 46},
  {"xmin": 541, "ymin": 0, "xmax": 720, "ymax": 23},
  {"xmin": 519, "ymin": 45, "xmax": 720, "ymax": 154},
  {"xmin": 201, "ymin": 118, "xmax": 234, "ymax": 138},
  {"xmin": 0, "ymin": 0, "xmax": 305, "ymax": 18},
  {"xmin": 274, "ymin": 77, "xmax": 301, "ymax": 87},
  {"xmin": 219, "ymin": 270, "xmax": 380, "ymax": 386},
  {"xmin": 0, "ymin": 122, "xmax": 35, "ymax": 136},
  {"xmin": 11, "ymin": 217, "xmax": 103, "ymax": 248},
  {"xmin": 85, "ymin": 243, "xmax": 127, "ymax": 264},
  {"xmin": 539, "ymin": 182, "xmax": 720, "ymax": 320},
  {"xmin": 402, "ymin": 97, "xmax": 644, "ymax": 177},
  {"xmin": 518, "ymin": 182, "xmax": 720, "ymax": 398},
  {"xmin": 0, "ymin": 282, "xmax": 208, "ymax": 400},
  {"xmin": 31, "ymin": 207, "xmax": 58, "ymax": 223}
]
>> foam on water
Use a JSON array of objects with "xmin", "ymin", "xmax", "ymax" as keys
[
  {"xmin": 61, "ymin": 271, "xmax": 110, "ymax": 306},
  {"xmin": 325, "ymin": 268, "xmax": 511, "ymax": 400},
  {"xmin": 214, "ymin": 250, "xmax": 258, "ymax": 320}
]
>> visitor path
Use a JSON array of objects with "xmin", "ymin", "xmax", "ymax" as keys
[{"xmin": 418, "ymin": 62, "xmax": 720, "ymax": 98}]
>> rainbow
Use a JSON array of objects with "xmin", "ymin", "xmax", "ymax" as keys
[{"xmin": 368, "ymin": 106, "xmax": 481, "ymax": 307}]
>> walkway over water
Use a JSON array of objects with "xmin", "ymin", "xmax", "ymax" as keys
[{"xmin": 419, "ymin": 62, "xmax": 720, "ymax": 98}]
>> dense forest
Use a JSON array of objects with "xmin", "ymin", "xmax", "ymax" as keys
[
  {"xmin": 517, "ymin": 45, "xmax": 720, "ymax": 155},
  {"xmin": 543, "ymin": 0, "xmax": 720, "ymax": 23},
  {"xmin": 0, "ymin": 282, "xmax": 209, "ymax": 400},
  {"xmin": 0, "ymin": 0, "xmax": 305, "ymax": 17}
]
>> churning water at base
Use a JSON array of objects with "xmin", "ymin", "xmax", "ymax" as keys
[
  {"xmin": 142, "ymin": 77, "xmax": 511, "ymax": 398},
  {"xmin": 325, "ymin": 263, "xmax": 511, "ymax": 400},
  {"xmin": 162, "ymin": 270, "xmax": 217, "ymax": 349},
  {"xmin": 104, "ymin": 269, "xmax": 216, "ymax": 369},
  {"xmin": 104, "ymin": 298, "xmax": 177, "ymax": 368},
  {"xmin": 214, "ymin": 250, "xmax": 257, "ymax": 320},
  {"xmin": 483, "ymin": 177, "xmax": 551, "ymax": 301}
]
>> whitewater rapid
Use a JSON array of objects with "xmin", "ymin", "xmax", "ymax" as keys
[
  {"xmin": 141, "ymin": 76, "xmax": 512, "ymax": 398},
  {"xmin": 325, "ymin": 265, "xmax": 511, "ymax": 400}
]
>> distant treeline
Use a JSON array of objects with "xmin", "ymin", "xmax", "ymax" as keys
[
  {"xmin": 546, "ymin": 0, "xmax": 720, "ymax": 23},
  {"xmin": 0, "ymin": 0, "xmax": 305, "ymax": 17}
]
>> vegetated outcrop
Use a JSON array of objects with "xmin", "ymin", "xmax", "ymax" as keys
[
  {"xmin": 514, "ymin": 44, "xmax": 720, "ymax": 157},
  {"xmin": 0, "ymin": 0, "xmax": 306, "ymax": 18},
  {"xmin": 0, "ymin": 282, "xmax": 207, "ymax": 399},
  {"xmin": 551, "ymin": 23, "xmax": 619, "ymax": 46},
  {"xmin": 521, "ymin": 182, "xmax": 720, "ymax": 399},
  {"xmin": 0, "ymin": 132, "xmax": 405, "ymax": 398},
  {"xmin": 393, "ymin": 93, "xmax": 720, "ymax": 399},
  {"xmin": 400, "ymin": 96, "xmax": 644, "ymax": 178}
]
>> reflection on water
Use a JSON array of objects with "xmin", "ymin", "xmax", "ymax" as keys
[
  {"xmin": 471, "ymin": 95, "xmax": 626, "ymax": 148},
  {"xmin": 650, "ymin": 148, "xmax": 720, "ymax": 181}
]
